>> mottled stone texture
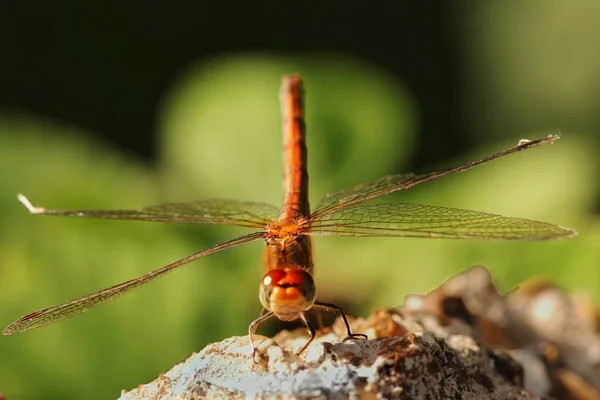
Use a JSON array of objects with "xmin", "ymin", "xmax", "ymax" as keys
[{"xmin": 119, "ymin": 266, "xmax": 600, "ymax": 399}]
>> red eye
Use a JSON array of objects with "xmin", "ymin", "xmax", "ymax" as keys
[
  {"xmin": 259, "ymin": 269, "xmax": 316, "ymax": 321},
  {"xmin": 262, "ymin": 269, "xmax": 287, "ymax": 287}
]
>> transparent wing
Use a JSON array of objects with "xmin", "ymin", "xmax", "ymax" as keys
[
  {"xmin": 18, "ymin": 194, "xmax": 278, "ymax": 228},
  {"xmin": 312, "ymin": 135, "xmax": 560, "ymax": 219},
  {"xmin": 3, "ymin": 232, "xmax": 264, "ymax": 335},
  {"xmin": 313, "ymin": 174, "xmax": 416, "ymax": 216},
  {"xmin": 305, "ymin": 203, "xmax": 576, "ymax": 239}
]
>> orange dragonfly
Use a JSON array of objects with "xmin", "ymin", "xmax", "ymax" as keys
[{"xmin": 4, "ymin": 75, "xmax": 575, "ymax": 356}]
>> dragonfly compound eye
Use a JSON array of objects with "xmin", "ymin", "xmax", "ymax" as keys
[{"xmin": 259, "ymin": 269, "xmax": 316, "ymax": 321}]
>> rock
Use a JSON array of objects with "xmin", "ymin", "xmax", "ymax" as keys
[{"xmin": 119, "ymin": 266, "xmax": 600, "ymax": 399}]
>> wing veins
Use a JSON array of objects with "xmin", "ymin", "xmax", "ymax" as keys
[
  {"xmin": 3, "ymin": 232, "xmax": 265, "ymax": 335},
  {"xmin": 311, "ymin": 135, "xmax": 560, "ymax": 219},
  {"xmin": 305, "ymin": 203, "xmax": 575, "ymax": 240},
  {"xmin": 18, "ymin": 195, "xmax": 278, "ymax": 229}
]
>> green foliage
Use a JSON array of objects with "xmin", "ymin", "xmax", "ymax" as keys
[{"xmin": 0, "ymin": 55, "xmax": 597, "ymax": 399}]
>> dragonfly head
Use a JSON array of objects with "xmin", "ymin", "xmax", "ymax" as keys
[{"xmin": 259, "ymin": 268, "xmax": 316, "ymax": 321}]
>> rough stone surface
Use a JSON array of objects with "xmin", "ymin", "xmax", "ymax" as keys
[{"xmin": 119, "ymin": 266, "xmax": 600, "ymax": 399}]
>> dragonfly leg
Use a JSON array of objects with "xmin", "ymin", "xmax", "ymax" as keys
[
  {"xmin": 313, "ymin": 308, "xmax": 325, "ymax": 331},
  {"xmin": 313, "ymin": 301, "xmax": 368, "ymax": 341},
  {"xmin": 297, "ymin": 312, "xmax": 317, "ymax": 355},
  {"xmin": 248, "ymin": 309, "xmax": 274, "ymax": 362}
]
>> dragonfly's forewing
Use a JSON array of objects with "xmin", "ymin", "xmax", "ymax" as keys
[
  {"xmin": 3, "ymin": 232, "xmax": 264, "ymax": 335},
  {"xmin": 311, "ymin": 135, "xmax": 560, "ymax": 219},
  {"xmin": 18, "ymin": 195, "xmax": 278, "ymax": 228},
  {"xmin": 305, "ymin": 203, "xmax": 575, "ymax": 239},
  {"xmin": 312, "ymin": 174, "xmax": 417, "ymax": 217}
]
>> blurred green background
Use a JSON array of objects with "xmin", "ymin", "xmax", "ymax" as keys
[{"xmin": 2, "ymin": 2, "xmax": 600, "ymax": 399}]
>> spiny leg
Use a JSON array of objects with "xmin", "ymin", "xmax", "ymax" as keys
[
  {"xmin": 248, "ymin": 309, "xmax": 274, "ymax": 362},
  {"xmin": 297, "ymin": 312, "xmax": 317, "ymax": 355},
  {"xmin": 314, "ymin": 301, "xmax": 368, "ymax": 341},
  {"xmin": 313, "ymin": 308, "xmax": 325, "ymax": 331}
]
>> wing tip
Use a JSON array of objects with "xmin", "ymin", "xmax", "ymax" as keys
[
  {"xmin": 558, "ymin": 225, "xmax": 578, "ymax": 239},
  {"xmin": 2, "ymin": 325, "xmax": 16, "ymax": 336},
  {"xmin": 17, "ymin": 193, "xmax": 46, "ymax": 214},
  {"xmin": 517, "ymin": 133, "xmax": 561, "ymax": 149},
  {"xmin": 526, "ymin": 225, "xmax": 577, "ymax": 241}
]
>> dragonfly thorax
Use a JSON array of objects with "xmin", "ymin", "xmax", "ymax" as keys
[
  {"xmin": 261, "ymin": 229, "xmax": 316, "ymax": 321},
  {"xmin": 263, "ymin": 233, "xmax": 314, "ymax": 273},
  {"xmin": 259, "ymin": 269, "xmax": 316, "ymax": 321},
  {"xmin": 266, "ymin": 217, "xmax": 307, "ymax": 239}
]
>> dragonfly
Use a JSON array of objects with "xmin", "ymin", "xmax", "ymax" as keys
[{"xmin": 3, "ymin": 74, "xmax": 576, "ymax": 357}]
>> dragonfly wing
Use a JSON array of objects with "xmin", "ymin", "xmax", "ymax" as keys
[
  {"xmin": 313, "ymin": 173, "xmax": 417, "ymax": 216},
  {"xmin": 3, "ymin": 232, "xmax": 265, "ymax": 335},
  {"xmin": 18, "ymin": 194, "xmax": 278, "ymax": 228},
  {"xmin": 312, "ymin": 135, "xmax": 560, "ymax": 219},
  {"xmin": 306, "ymin": 203, "xmax": 576, "ymax": 240}
]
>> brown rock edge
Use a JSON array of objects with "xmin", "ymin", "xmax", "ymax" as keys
[{"xmin": 119, "ymin": 266, "xmax": 600, "ymax": 400}]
